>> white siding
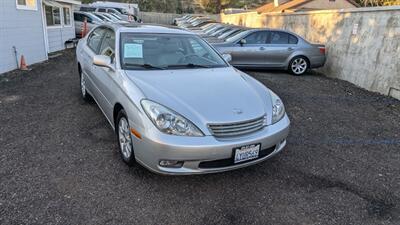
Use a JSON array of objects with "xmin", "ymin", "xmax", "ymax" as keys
[
  {"xmin": 47, "ymin": 25, "xmax": 75, "ymax": 53},
  {"xmin": 0, "ymin": 0, "xmax": 47, "ymax": 74}
]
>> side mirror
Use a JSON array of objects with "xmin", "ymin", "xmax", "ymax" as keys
[
  {"xmin": 93, "ymin": 55, "xmax": 114, "ymax": 70},
  {"xmin": 239, "ymin": 39, "xmax": 246, "ymax": 46},
  {"xmin": 222, "ymin": 53, "xmax": 232, "ymax": 63}
]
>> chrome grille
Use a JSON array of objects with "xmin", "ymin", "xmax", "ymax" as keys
[{"xmin": 208, "ymin": 115, "xmax": 266, "ymax": 137}]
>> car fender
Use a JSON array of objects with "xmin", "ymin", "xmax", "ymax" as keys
[
  {"xmin": 284, "ymin": 50, "xmax": 310, "ymax": 68},
  {"xmin": 111, "ymin": 71, "xmax": 148, "ymax": 135}
]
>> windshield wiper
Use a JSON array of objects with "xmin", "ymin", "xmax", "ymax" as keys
[
  {"xmin": 124, "ymin": 63, "xmax": 166, "ymax": 70},
  {"xmin": 166, "ymin": 63, "xmax": 212, "ymax": 69}
]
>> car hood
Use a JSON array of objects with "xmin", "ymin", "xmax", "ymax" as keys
[{"xmin": 125, "ymin": 67, "xmax": 271, "ymax": 133}]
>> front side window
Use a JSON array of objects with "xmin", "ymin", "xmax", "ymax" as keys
[
  {"xmin": 45, "ymin": 5, "xmax": 61, "ymax": 27},
  {"xmin": 16, "ymin": 0, "xmax": 37, "ymax": 10},
  {"xmin": 120, "ymin": 33, "xmax": 227, "ymax": 70},
  {"xmin": 99, "ymin": 30, "xmax": 116, "ymax": 60},
  {"xmin": 87, "ymin": 27, "xmax": 107, "ymax": 53},
  {"xmin": 243, "ymin": 31, "xmax": 268, "ymax": 44},
  {"xmin": 63, "ymin": 7, "xmax": 71, "ymax": 26}
]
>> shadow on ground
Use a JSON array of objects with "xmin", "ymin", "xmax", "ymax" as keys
[{"xmin": 1, "ymin": 50, "xmax": 399, "ymax": 225}]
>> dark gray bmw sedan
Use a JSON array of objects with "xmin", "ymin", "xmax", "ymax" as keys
[{"xmin": 213, "ymin": 29, "xmax": 326, "ymax": 75}]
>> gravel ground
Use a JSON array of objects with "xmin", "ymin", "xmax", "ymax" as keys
[{"xmin": 1, "ymin": 50, "xmax": 400, "ymax": 225}]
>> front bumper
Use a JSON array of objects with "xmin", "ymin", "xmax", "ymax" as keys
[{"xmin": 132, "ymin": 114, "xmax": 290, "ymax": 175}]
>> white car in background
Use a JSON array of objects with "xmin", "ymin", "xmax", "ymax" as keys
[{"xmin": 74, "ymin": 12, "xmax": 103, "ymax": 38}]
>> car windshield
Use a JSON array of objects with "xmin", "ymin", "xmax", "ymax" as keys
[
  {"xmin": 119, "ymin": 8, "xmax": 129, "ymax": 15},
  {"xmin": 221, "ymin": 29, "xmax": 245, "ymax": 39},
  {"xmin": 90, "ymin": 14, "xmax": 103, "ymax": 23},
  {"xmin": 95, "ymin": 14, "xmax": 110, "ymax": 21},
  {"xmin": 120, "ymin": 33, "xmax": 227, "ymax": 70},
  {"xmin": 103, "ymin": 14, "xmax": 118, "ymax": 22},
  {"xmin": 111, "ymin": 13, "xmax": 122, "ymax": 20},
  {"xmin": 226, "ymin": 30, "xmax": 249, "ymax": 43}
]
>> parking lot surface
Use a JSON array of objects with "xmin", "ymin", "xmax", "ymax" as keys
[{"xmin": 1, "ymin": 50, "xmax": 399, "ymax": 225}]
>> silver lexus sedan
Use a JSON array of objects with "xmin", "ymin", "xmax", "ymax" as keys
[
  {"xmin": 213, "ymin": 29, "xmax": 326, "ymax": 75},
  {"xmin": 76, "ymin": 24, "xmax": 290, "ymax": 175}
]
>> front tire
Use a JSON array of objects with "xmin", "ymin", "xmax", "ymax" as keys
[
  {"xmin": 116, "ymin": 110, "xmax": 136, "ymax": 166},
  {"xmin": 79, "ymin": 67, "xmax": 91, "ymax": 102},
  {"xmin": 289, "ymin": 56, "xmax": 309, "ymax": 75}
]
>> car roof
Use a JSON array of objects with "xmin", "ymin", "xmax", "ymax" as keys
[
  {"xmin": 252, "ymin": 28, "xmax": 299, "ymax": 35},
  {"xmin": 115, "ymin": 23, "xmax": 193, "ymax": 35}
]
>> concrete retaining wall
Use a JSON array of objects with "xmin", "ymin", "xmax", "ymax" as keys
[
  {"xmin": 139, "ymin": 12, "xmax": 220, "ymax": 25},
  {"xmin": 220, "ymin": 7, "xmax": 400, "ymax": 100}
]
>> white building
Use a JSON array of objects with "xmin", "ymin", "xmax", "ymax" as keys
[{"xmin": 0, "ymin": 0, "xmax": 81, "ymax": 74}]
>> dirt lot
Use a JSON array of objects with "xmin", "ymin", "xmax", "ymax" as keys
[{"xmin": 1, "ymin": 50, "xmax": 400, "ymax": 225}]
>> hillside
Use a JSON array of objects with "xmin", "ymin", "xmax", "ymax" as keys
[{"xmin": 81, "ymin": 0, "xmax": 269, "ymax": 13}]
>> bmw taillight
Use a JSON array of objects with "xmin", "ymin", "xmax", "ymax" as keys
[{"xmin": 319, "ymin": 47, "xmax": 326, "ymax": 55}]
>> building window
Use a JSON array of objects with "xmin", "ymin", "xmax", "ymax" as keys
[
  {"xmin": 63, "ymin": 7, "xmax": 71, "ymax": 26},
  {"xmin": 16, "ymin": 0, "xmax": 37, "ymax": 10},
  {"xmin": 45, "ymin": 5, "xmax": 61, "ymax": 27}
]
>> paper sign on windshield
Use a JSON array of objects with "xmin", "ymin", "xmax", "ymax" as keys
[{"xmin": 124, "ymin": 43, "xmax": 143, "ymax": 58}]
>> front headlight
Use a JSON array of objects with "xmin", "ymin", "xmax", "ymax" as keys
[
  {"xmin": 270, "ymin": 90, "xmax": 285, "ymax": 124},
  {"xmin": 141, "ymin": 99, "xmax": 204, "ymax": 137}
]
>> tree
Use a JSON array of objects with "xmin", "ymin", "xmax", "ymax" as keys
[
  {"xmin": 356, "ymin": 0, "xmax": 400, "ymax": 6},
  {"xmin": 196, "ymin": 0, "xmax": 266, "ymax": 13}
]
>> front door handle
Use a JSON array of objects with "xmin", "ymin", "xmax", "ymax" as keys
[{"xmin": 259, "ymin": 47, "xmax": 266, "ymax": 50}]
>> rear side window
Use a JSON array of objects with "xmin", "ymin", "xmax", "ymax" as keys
[
  {"xmin": 87, "ymin": 27, "xmax": 106, "ymax": 53},
  {"xmin": 268, "ymin": 31, "xmax": 289, "ymax": 44},
  {"xmin": 268, "ymin": 31, "xmax": 299, "ymax": 44},
  {"xmin": 289, "ymin": 34, "xmax": 298, "ymax": 44}
]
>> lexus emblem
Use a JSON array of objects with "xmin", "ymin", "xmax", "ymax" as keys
[{"xmin": 233, "ymin": 108, "xmax": 243, "ymax": 114}]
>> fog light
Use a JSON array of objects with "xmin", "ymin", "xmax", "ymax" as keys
[{"xmin": 159, "ymin": 160, "xmax": 184, "ymax": 168}]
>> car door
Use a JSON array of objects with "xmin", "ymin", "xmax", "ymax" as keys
[
  {"xmin": 90, "ymin": 28, "xmax": 117, "ymax": 121},
  {"xmin": 81, "ymin": 27, "xmax": 107, "ymax": 103},
  {"xmin": 229, "ymin": 31, "xmax": 269, "ymax": 66},
  {"xmin": 264, "ymin": 31, "xmax": 299, "ymax": 67}
]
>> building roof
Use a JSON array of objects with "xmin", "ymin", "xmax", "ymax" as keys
[
  {"xmin": 54, "ymin": 0, "xmax": 82, "ymax": 5},
  {"xmin": 117, "ymin": 24, "xmax": 193, "ymax": 35},
  {"xmin": 256, "ymin": 0, "xmax": 360, "ymax": 13}
]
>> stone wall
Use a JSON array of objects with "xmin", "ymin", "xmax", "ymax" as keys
[{"xmin": 221, "ymin": 7, "xmax": 400, "ymax": 99}]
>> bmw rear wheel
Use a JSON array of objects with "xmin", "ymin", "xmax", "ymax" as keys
[
  {"xmin": 289, "ymin": 56, "xmax": 308, "ymax": 75},
  {"xmin": 117, "ymin": 110, "xmax": 136, "ymax": 166}
]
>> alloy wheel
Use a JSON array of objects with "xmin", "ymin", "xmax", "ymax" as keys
[
  {"xmin": 118, "ymin": 117, "xmax": 133, "ymax": 159},
  {"xmin": 80, "ymin": 74, "xmax": 86, "ymax": 97},
  {"xmin": 291, "ymin": 58, "xmax": 307, "ymax": 75}
]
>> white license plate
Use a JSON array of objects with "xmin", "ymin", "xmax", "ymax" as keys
[{"xmin": 234, "ymin": 144, "xmax": 261, "ymax": 164}]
